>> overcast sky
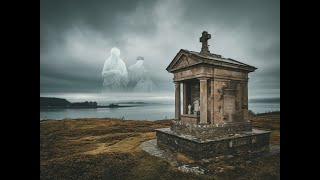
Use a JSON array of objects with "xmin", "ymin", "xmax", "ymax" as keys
[{"xmin": 40, "ymin": 0, "xmax": 279, "ymax": 100}]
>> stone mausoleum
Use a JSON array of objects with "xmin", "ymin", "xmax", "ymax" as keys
[{"xmin": 156, "ymin": 31, "xmax": 271, "ymax": 159}]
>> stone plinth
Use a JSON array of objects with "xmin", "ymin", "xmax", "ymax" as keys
[
  {"xmin": 171, "ymin": 121, "xmax": 252, "ymax": 139},
  {"xmin": 180, "ymin": 114, "xmax": 199, "ymax": 124},
  {"xmin": 156, "ymin": 128, "xmax": 271, "ymax": 159}
]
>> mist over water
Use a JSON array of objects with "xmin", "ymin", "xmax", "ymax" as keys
[
  {"xmin": 41, "ymin": 92, "xmax": 174, "ymax": 104},
  {"xmin": 40, "ymin": 104, "xmax": 175, "ymax": 121},
  {"xmin": 40, "ymin": 92, "xmax": 279, "ymax": 120}
]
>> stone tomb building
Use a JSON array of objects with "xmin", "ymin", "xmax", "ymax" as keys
[{"xmin": 156, "ymin": 31, "xmax": 270, "ymax": 159}]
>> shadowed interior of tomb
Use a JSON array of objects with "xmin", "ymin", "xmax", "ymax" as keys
[{"xmin": 156, "ymin": 31, "xmax": 270, "ymax": 159}]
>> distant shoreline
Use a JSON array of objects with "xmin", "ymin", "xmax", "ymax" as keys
[
  {"xmin": 40, "ymin": 97, "xmax": 136, "ymax": 109},
  {"xmin": 40, "ymin": 105, "xmax": 134, "ymax": 110}
]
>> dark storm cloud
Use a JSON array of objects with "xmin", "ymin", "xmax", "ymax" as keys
[
  {"xmin": 40, "ymin": 0, "xmax": 279, "ymax": 99},
  {"xmin": 40, "ymin": 0, "xmax": 157, "ymax": 50}
]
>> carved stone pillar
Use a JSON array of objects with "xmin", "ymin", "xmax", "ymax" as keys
[
  {"xmin": 175, "ymin": 81, "xmax": 181, "ymax": 120},
  {"xmin": 199, "ymin": 77, "xmax": 208, "ymax": 124},
  {"xmin": 242, "ymin": 82, "xmax": 248, "ymax": 120},
  {"xmin": 210, "ymin": 78, "xmax": 214, "ymax": 124},
  {"xmin": 183, "ymin": 82, "xmax": 187, "ymax": 114}
]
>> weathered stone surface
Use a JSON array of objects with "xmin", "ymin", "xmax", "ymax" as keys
[
  {"xmin": 141, "ymin": 139, "xmax": 280, "ymax": 175},
  {"xmin": 175, "ymin": 82, "xmax": 181, "ymax": 120},
  {"xmin": 167, "ymin": 50, "xmax": 256, "ymax": 75},
  {"xmin": 199, "ymin": 77, "xmax": 208, "ymax": 124},
  {"xmin": 183, "ymin": 82, "xmax": 187, "ymax": 114},
  {"xmin": 170, "ymin": 64, "xmax": 252, "ymax": 125},
  {"xmin": 159, "ymin": 31, "xmax": 265, "ymax": 160},
  {"xmin": 171, "ymin": 121, "xmax": 252, "ymax": 139},
  {"xmin": 200, "ymin": 31, "xmax": 211, "ymax": 55},
  {"xmin": 156, "ymin": 128, "xmax": 271, "ymax": 159},
  {"xmin": 223, "ymin": 89, "xmax": 236, "ymax": 122},
  {"xmin": 209, "ymin": 79, "xmax": 213, "ymax": 124},
  {"xmin": 180, "ymin": 114, "xmax": 199, "ymax": 124}
]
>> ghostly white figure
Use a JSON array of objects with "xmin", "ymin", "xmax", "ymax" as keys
[
  {"xmin": 193, "ymin": 99, "xmax": 200, "ymax": 115},
  {"xmin": 188, "ymin": 104, "xmax": 192, "ymax": 114},
  {"xmin": 128, "ymin": 56, "xmax": 145, "ymax": 86},
  {"xmin": 128, "ymin": 56, "xmax": 157, "ymax": 92},
  {"xmin": 102, "ymin": 47, "xmax": 128, "ymax": 92}
]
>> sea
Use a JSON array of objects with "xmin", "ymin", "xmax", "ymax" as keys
[{"xmin": 40, "ymin": 93, "xmax": 280, "ymax": 121}]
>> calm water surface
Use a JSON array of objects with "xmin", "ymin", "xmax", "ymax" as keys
[{"xmin": 40, "ymin": 102, "xmax": 279, "ymax": 120}]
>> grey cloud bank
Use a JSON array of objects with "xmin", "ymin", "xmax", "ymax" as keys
[{"xmin": 40, "ymin": 0, "xmax": 279, "ymax": 100}]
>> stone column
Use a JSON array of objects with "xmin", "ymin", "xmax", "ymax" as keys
[
  {"xmin": 199, "ymin": 77, "xmax": 208, "ymax": 124},
  {"xmin": 183, "ymin": 82, "xmax": 187, "ymax": 114},
  {"xmin": 210, "ymin": 78, "xmax": 214, "ymax": 124},
  {"xmin": 243, "ymin": 82, "xmax": 249, "ymax": 120},
  {"xmin": 175, "ymin": 81, "xmax": 181, "ymax": 120}
]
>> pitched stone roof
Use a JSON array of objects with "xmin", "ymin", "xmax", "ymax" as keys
[{"xmin": 166, "ymin": 49, "xmax": 257, "ymax": 73}]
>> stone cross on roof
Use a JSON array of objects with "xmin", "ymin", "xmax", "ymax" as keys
[{"xmin": 199, "ymin": 31, "xmax": 211, "ymax": 55}]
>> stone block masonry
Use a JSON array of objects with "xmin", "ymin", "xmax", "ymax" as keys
[{"xmin": 156, "ymin": 128, "xmax": 271, "ymax": 159}]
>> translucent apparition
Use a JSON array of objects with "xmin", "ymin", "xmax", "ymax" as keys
[
  {"xmin": 128, "ymin": 56, "xmax": 145, "ymax": 87},
  {"xmin": 128, "ymin": 56, "xmax": 157, "ymax": 92},
  {"xmin": 134, "ymin": 77, "xmax": 157, "ymax": 92},
  {"xmin": 102, "ymin": 47, "xmax": 129, "ymax": 92}
]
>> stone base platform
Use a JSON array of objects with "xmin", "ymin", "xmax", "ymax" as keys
[
  {"xmin": 171, "ymin": 121, "xmax": 253, "ymax": 139},
  {"xmin": 155, "ymin": 128, "xmax": 271, "ymax": 159}
]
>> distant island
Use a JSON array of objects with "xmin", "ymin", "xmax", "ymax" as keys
[{"xmin": 40, "ymin": 97, "xmax": 132, "ymax": 109}]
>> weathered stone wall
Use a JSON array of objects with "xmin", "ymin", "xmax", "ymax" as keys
[
  {"xmin": 235, "ymin": 82, "xmax": 243, "ymax": 122},
  {"xmin": 180, "ymin": 115, "xmax": 199, "ymax": 124},
  {"xmin": 156, "ymin": 129, "xmax": 270, "ymax": 159},
  {"xmin": 212, "ymin": 80, "xmax": 227, "ymax": 124},
  {"xmin": 242, "ymin": 82, "xmax": 249, "ymax": 120},
  {"xmin": 173, "ymin": 67, "xmax": 202, "ymax": 81},
  {"xmin": 207, "ymin": 79, "xmax": 211, "ymax": 123},
  {"xmin": 212, "ymin": 77, "xmax": 249, "ymax": 124},
  {"xmin": 214, "ymin": 68, "xmax": 247, "ymax": 80},
  {"xmin": 173, "ymin": 64, "xmax": 250, "ymax": 124},
  {"xmin": 171, "ymin": 121, "xmax": 252, "ymax": 139}
]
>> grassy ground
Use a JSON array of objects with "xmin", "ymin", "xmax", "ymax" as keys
[
  {"xmin": 40, "ymin": 113, "xmax": 280, "ymax": 180},
  {"xmin": 251, "ymin": 112, "xmax": 280, "ymax": 145}
]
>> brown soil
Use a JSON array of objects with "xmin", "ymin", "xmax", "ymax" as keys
[{"xmin": 40, "ymin": 113, "xmax": 280, "ymax": 180}]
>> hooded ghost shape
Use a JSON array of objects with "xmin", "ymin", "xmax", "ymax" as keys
[
  {"xmin": 127, "ymin": 56, "xmax": 157, "ymax": 92},
  {"xmin": 102, "ymin": 47, "xmax": 128, "ymax": 91},
  {"xmin": 128, "ymin": 56, "xmax": 145, "ymax": 87}
]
